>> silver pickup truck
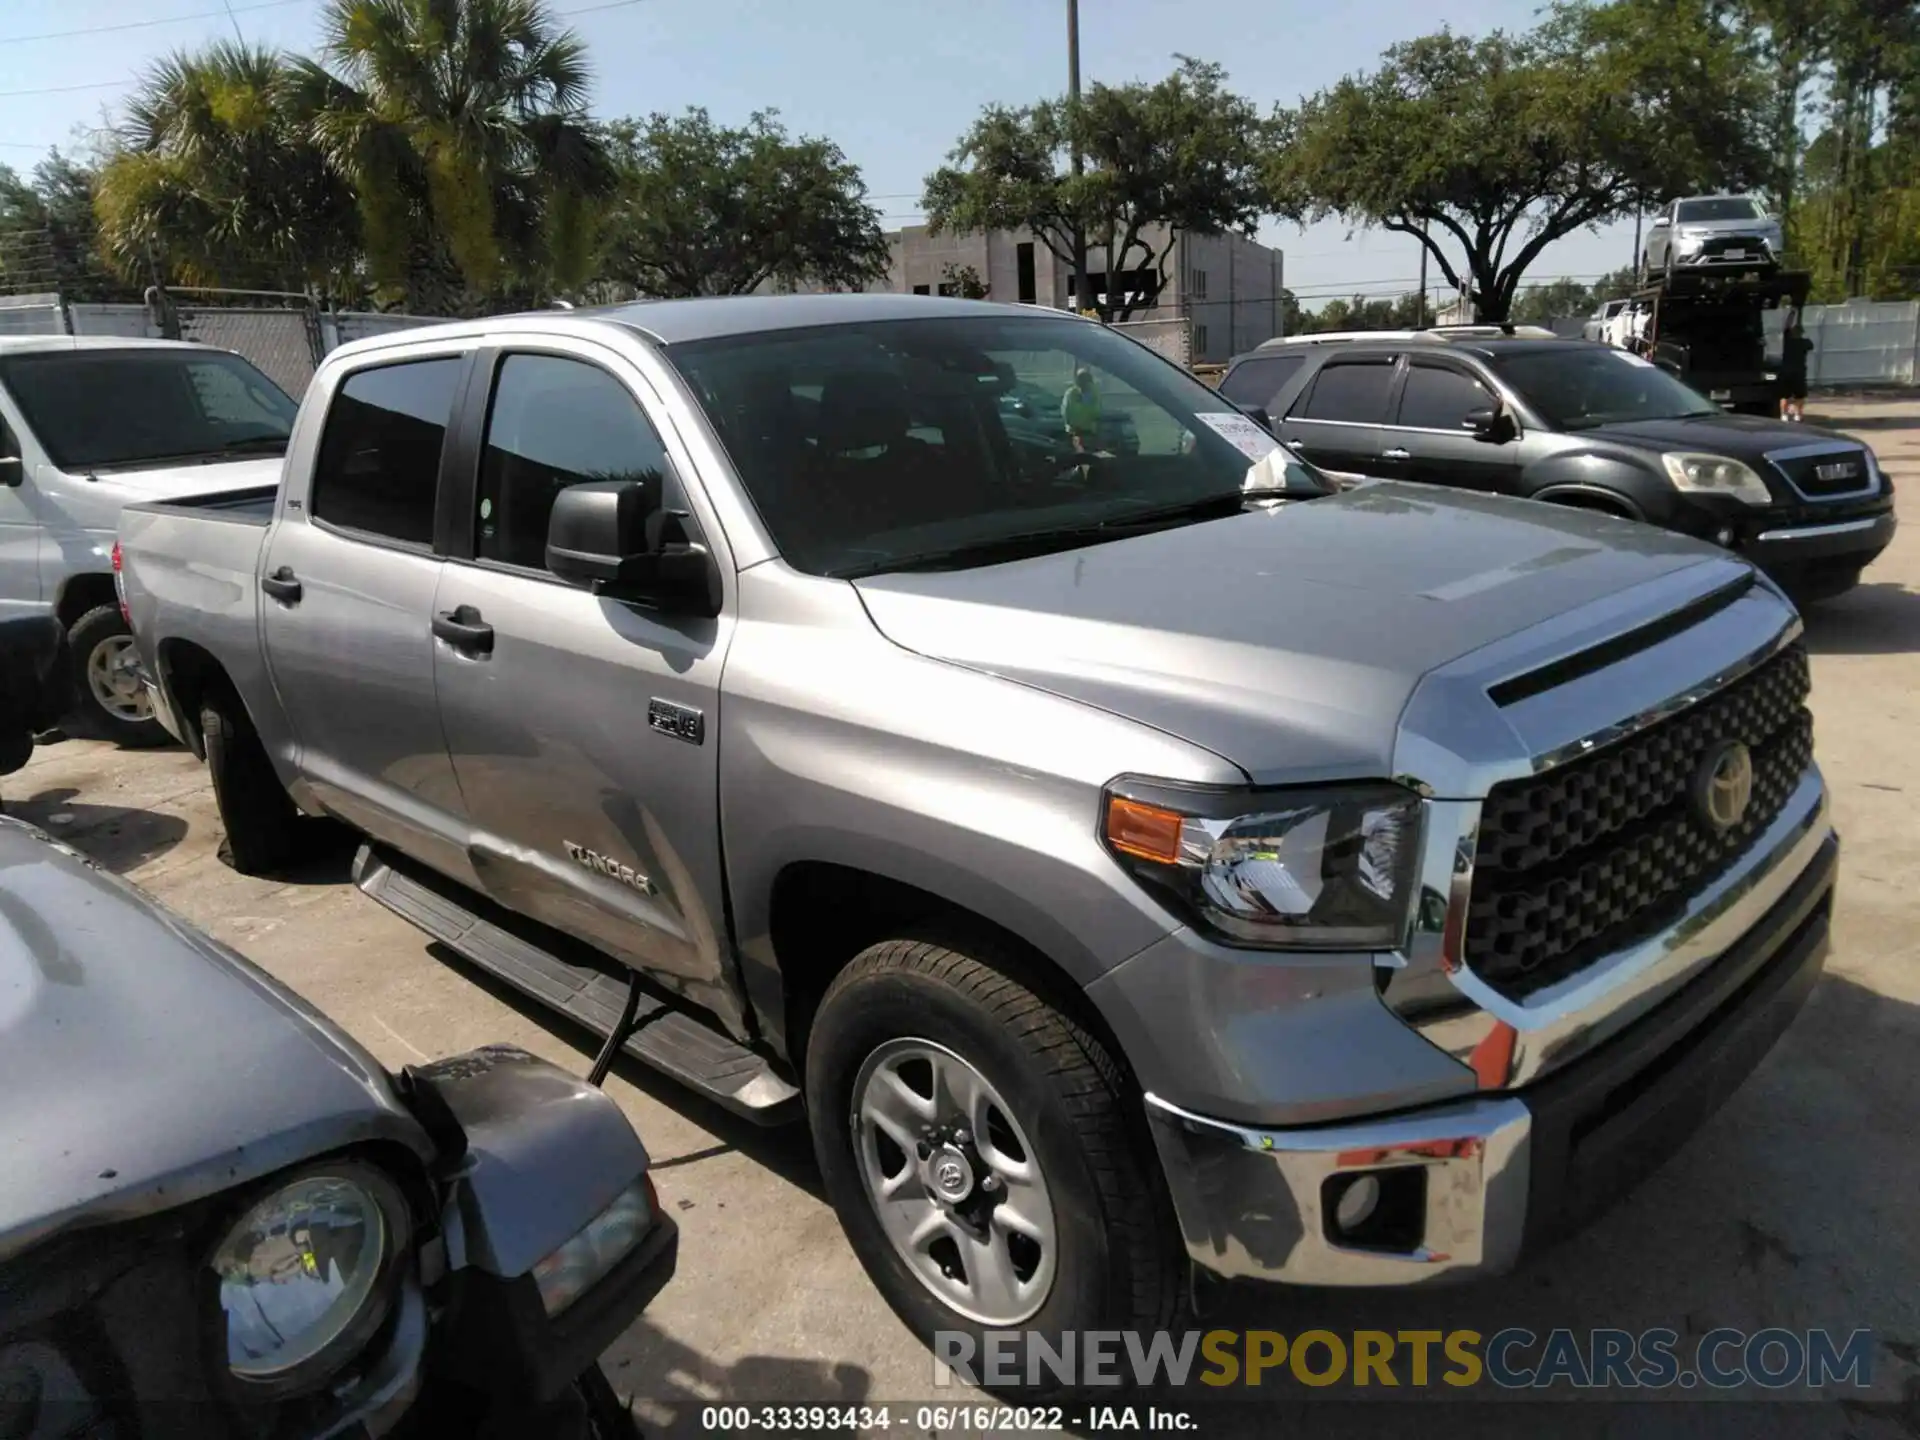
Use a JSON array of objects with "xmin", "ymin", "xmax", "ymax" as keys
[{"xmin": 120, "ymin": 295, "xmax": 1838, "ymax": 1354}]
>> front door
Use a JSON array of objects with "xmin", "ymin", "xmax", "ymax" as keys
[
  {"xmin": 1278, "ymin": 353, "xmax": 1398, "ymax": 484},
  {"xmin": 430, "ymin": 341, "xmax": 742, "ymax": 1029},
  {"xmin": 1382, "ymin": 357, "xmax": 1521, "ymax": 493},
  {"xmin": 259, "ymin": 351, "xmax": 476, "ymax": 884}
]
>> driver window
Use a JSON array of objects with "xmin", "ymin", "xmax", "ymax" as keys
[{"xmin": 478, "ymin": 354, "xmax": 672, "ymax": 572}]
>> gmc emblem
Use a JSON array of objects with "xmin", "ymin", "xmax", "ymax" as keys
[{"xmin": 1814, "ymin": 461, "xmax": 1859, "ymax": 482}]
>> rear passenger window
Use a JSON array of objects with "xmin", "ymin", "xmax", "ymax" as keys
[
  {"xmin": 477, "ymin": 354, "xmax": 671, "ymax": 572},
  {"xmin": 1294, "ymin": 361, "xmax": 1395, "ymax": 423},
  {"xmin": 1396, "ymin": 365, "xmax": 1495, "ymax": 430},
  {"xmin": 1219, "ymin": 354, "xmax": 1306, "ymax": 411},
  {"xmin": 311, "ymin": 358, "xmax": 462, "ymax": 546}
]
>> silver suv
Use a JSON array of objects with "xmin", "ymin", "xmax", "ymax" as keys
[
  {"xmin": 1643, "ymin": 195, "xmax": 1785, "ymax": 277},
  {"xmin": 121, "ymin": 296, "xmax": 1839, "ymax": 1359}
]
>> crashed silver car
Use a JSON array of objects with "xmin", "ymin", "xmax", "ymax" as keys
[{"xmin": 0, "ymin": 818, "xmax": 674, "ymax": 1438}]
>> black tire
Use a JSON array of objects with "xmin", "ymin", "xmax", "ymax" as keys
[
  {"xmin": 202, "ymin": 688, "xmax": 304, "ymax": 875},
  {"xmin": 66, "ymin": 605, "xmax": 169, "ymax": 748},
  {"xmin": 805, "ymin": 931, "xmax": 1180, "ymax": 1382}
]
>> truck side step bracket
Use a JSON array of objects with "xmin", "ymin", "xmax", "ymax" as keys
[{"xmin": 352, "ymin": 843, "xmax": 800, "ymax": 1124}]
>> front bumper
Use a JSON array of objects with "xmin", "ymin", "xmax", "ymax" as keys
[
  {"xmin": 1145, "ymin": 828, "xmax": 1835, "ymax": 1286},
  {"xmin": 1746, "ymin": 509, "xmax": 1897, "ymax": 571}
]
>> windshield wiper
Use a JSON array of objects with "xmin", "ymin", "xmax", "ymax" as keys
[
  {"xmin": 215, "ymin": 435, "xmax": 290, "ymax": 451},
  {"xmin": 832, "ymin": 488, "xmax": 1313, "ymax": 579}
]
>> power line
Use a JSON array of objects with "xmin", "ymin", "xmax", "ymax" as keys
[
  {"xmin": 0, "ymin": 80, "xmax": 129, "ymax": 99},
  {"xmin": 0, "ymin": 0, "xmax": 305, "ymax": 46}
]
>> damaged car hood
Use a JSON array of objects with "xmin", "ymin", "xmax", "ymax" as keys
[
  {"xmin": 854, "ymin": 482, "xmax": 1732, "ymax": 783},
  {"xmin": 0, "ymin": 821, "xmax": 428, "ymax": 1262}
]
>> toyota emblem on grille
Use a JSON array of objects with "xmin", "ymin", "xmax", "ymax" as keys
[
  {"xmin": 1693, "ymin": 740, "xmax": 1755, "ymax": 832},
  {"xmin": 1814, "ymin": 461, "xmax": 1858, "ymax": 481}
]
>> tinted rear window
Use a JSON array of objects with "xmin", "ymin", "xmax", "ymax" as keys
[
  {"xmin": 1219, "ymin": 353, "xmax": 1306, "ymax": 411},
  {"xmin": 311, "ymin": 358, "xmax": 462, "ymax": 546},
  {"xmin": 1295, "ymin": 360, "xmax": 1396, "ymax": 423}
]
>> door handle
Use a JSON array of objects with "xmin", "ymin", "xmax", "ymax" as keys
[
  {"xmin": 432, "ymin": 605, "xmax": 494, "ymax": 656},
  {"xmin": 261, "ymin": 566, "xmax": 302, "ymax": 604},
  {"xmin": 1382, "ymin": 448, "xmax": 1412, "ymax": 461}
]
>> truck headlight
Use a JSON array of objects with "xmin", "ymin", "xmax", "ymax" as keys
[
  {"xmin": 210, "ymin": 1164, "xmax": 408, "ymax": 1396},
  {"xmin": 1102, "ymin": 781, "xmax": 1423, "ymax": 949},
  {"xmin": 531, "ymin": 1176, "xmax": 656, "ymax": 1316},
  {"xmin": 1661, "ymin": 452, "xmax": 1773, "ymax": 506}
]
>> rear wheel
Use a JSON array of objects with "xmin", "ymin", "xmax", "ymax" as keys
[
  {"xmin": 202, "ymin": 688, "xmax": 305, "ymax": 874},
  {"xmin": 67, "ymin": 605, "xmax": 169, "ymax": 748},
  {"xmin": 806, "ymin": 932, "xmax": 1179, "ymax": 1377}
]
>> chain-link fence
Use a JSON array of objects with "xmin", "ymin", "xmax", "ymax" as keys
[{"xmin": 323, "ymin": 310, "xmax": 446, "ymax": 350}]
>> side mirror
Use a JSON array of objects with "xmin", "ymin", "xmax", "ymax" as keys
[
  {"xmin": 1246, "ymin": 406, "xmax": 1274, "ymax": 434},
  {"xmin": 1649, "ymin": 216, "xmax": 1671, "ymax": 230},
  {"xmin": 0, "ymin": 456, "xmax": 20, "ymax": 488},
  {"xmin": 546, "ymin": 477, "xmax": 720, "ymax": 618},
  {"xmin": 1461, "ymin": 405, "xmax": 1504, "ymax": 437}
]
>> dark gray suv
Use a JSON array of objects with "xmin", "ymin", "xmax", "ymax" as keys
[{"xmin": 1220, "ymin": 333, "xmax": 1896, "ymax": 601}]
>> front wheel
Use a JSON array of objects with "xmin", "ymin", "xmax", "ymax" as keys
[
  {"xmin": 202, "ymin": 688, "xmax": 306, "ymax": 874},
  {"xmin": 806, "ymin": 933, "xmax": 1179, "ymax": 1370},
  {"xmin": 66, "ymin": 605, "xmax": 169, "ymax": 748}
]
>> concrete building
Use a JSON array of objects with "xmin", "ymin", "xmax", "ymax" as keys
[{"xmin": 808, "ymin": 224, "xmax": 1287, "ymax": 366}]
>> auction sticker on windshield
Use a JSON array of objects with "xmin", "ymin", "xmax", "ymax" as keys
[{"xmin": 1196, "ymin": 411, "xmax": 1282, "ymax": 460}]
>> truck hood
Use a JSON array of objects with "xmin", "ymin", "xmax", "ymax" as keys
[
  {"xmin": 78, "ymin": 454, "xmax": 283, "ymax": 505},
  {"xmin": 1590, "ymin": 414, "xmax": 1859, "ymax": 461},
  {"xmin": 853, "ymin": 483, "xmax": 1728, "ymax": 782},
  {"xmin": 0, "ymin": 821, "xmax": 428, "ymax": 1263}
]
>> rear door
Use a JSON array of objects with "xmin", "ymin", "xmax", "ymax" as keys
[
  {"xmin": 429, "ymin": 336, "xmax": 744, "ymax": 1030},
  {"xmin": 1381, "ymin": 357, "xmax": 1521, "ymax": 494},
  {"xmin": 1277, "ymin": 353, "xmax": 1398, "ymax": 484},
  {"xmin": 259, "ymin": 348, "xmax": 478, "ymax": 884},
  {"xmin": 1218, "ymin": 352, "xmax": 1308, "ymax": 419}
]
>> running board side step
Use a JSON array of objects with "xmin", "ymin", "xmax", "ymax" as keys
[{"xmin": 353, "ymin": 844, "xmax": 800, "ymax": 1123}]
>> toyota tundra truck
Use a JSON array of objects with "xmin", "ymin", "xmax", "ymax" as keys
[{"xmin": 118, "ymin": 295, "xmax": 1838, "ymax": 1355}]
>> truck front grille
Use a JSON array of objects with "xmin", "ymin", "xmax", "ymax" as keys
[
  {"xmin": 1769, "ymin": 448, "xmax": 1876, "ymax": 500},
  {"xmin": 1466, "ymin": 641, "xmax": 1813, "ymax": 1000}
]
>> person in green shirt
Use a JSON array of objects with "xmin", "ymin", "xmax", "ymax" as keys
[{"xmin": 1061, "ymin": 367, "xmax": 1104, "ymax": 451}]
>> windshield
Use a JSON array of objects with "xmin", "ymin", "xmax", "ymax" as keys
[
  {"xmin": 0, "ymin": 347, "xmax": 298, "ymax": 471},
  {"xmin": 1674, "ymin": 197, "xmax": 1762, "ymax": 224},
  {"xmin": 670, "ymin": 314, "xmax": 1329, "ymax": 577},
  {"xmin": 1491, "ymin": 347, "xmax": 1722, "ymax": 431}
]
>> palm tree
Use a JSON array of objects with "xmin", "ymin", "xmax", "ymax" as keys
[
  {"xmin": 94, "ymin": 43, "xmax": 361, "ymax": 296},
  {"xmin": 297, "ymin": 0, "xmax": 612, "ymax": 311}
]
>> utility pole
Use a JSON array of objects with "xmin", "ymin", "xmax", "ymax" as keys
[
  {"xmin": 1068, "ymin": 0, "xmax": 1089, "ymax": 318},
  {"xmin": 1631, "ymin": 206, "xmax": 1643, "ymax": 277}
]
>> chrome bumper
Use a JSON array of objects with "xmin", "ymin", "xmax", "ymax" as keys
[{"xmin": 1145, "ymin": 825, "xmax": 1836, "ymax": 1287}]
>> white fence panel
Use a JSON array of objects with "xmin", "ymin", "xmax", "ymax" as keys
[
  {"xmin": 68, "ymin": 303, "xmax": 158, "ymax": 338},
  {"xmin": 0, "ymin": 294, "xmax": 66, "ymax": 336},
  {"xmin": 1109, "ymin": 316, "xmax": 1192, "ymax": 369}
]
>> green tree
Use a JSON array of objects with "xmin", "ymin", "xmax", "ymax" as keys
[
  {"xmin": 296, "ymin": 0, "xmax": 611, "ymax": 310},
  {"xmin": 924, "ymin": 57, "xmax": 1267, "ymax": 321},
  {"xmin": 1267, "ymin": 4, "xmax": 1767, "ymax": 321},
  {"xmin": 93, "ymin": 43, "xmax": 361, "ymax": 295},
  {"xmin": 0, "ymin": 151, "xmax": 121, "ymax": 299},
  {"xmin": 596, "ymin": 109, "xmax": 889, "ymax": 298},
  {"xmin": 939, "ymin": 262, "xmax": 989, "ymax": 299},
  {"xmin": 1511, "ymin": 276, "xmax": 1597, "ymax": 324}
]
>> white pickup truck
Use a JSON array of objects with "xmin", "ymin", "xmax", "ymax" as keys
[{"xmin": 0, "ymin": 336, "xmax": 296, "ymax": 743}]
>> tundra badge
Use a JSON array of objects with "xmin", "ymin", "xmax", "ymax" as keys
[{"xmin": 564, "ymin": 842, "xmax": 656, "ymax": 895}]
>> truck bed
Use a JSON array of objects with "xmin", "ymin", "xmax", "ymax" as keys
[{"xmin": 118, "ymin": 490, "xmax": 277, "ymax": 729}]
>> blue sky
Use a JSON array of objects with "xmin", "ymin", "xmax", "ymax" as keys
[{"xmin": 0, "ymin": 0, "xmax": 1641, "ymax": 307}]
